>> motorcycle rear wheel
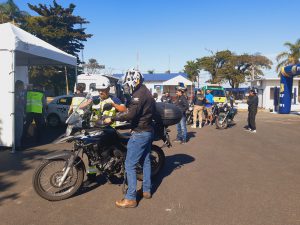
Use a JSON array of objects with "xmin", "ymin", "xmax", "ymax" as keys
[
  {"xmin": 33, "ymin": 159, "xmax": 84, "ymax": 201},
  {"xmin": 137, "ymin": 145, "xmax": 165, "ymax": 181}
]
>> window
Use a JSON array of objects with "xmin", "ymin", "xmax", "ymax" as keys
[
  {"xmin": 270, "ymin": 88, "xmax": 274, "ymax": 100},
  {"xmin": 210, "ymin": 90, "xmax": 225, "ymax": 97},
  {"xmin": 57, "ymin": 97, "xmax": 72, "ymax": 105}
]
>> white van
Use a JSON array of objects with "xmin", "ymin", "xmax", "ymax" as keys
[{"xmin": 75, "ymin": 73, "xmax": 121, "ymax": 97}]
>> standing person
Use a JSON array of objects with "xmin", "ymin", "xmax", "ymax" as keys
[
  {"xmin": 205, "ymin": 90, "xmax": 214, "ymax": 125},
  {"xmin": 174, "ymin": 86, "xmax": 189, "ymax": 144},
  {"xmin": 105, "ymin": 68, "xmax": 155, "ymax": 208},
  {"xmin": 68, "ymin": 83, "xmax": 86, "ymax": 116},
  {"xmin": 246, "ymin": 89, "xmax": 258, "ymax": 133},
  {"xmin": 22, "ymin": 84, "xmax": 46, "ymax": 144},
  {"xmin": 191, "ymin": 89, "xmax": 206, "ymax": 128},
  {"xmin": 161, "ymin": 91, "xmax": 172, "ymax": 103},
  {"xmin": 229, "ymin": 93, "xmax": 234, "ymax": 108},
  {"xmin": 15, "ymin": 80, "xmax": 26, "ymax": 150}
]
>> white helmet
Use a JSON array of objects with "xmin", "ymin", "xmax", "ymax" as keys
[
  {"xmin": 122, "ymin": 68, "xmax": 143, "ymax": 94},
  {"xmin": 95, "ymin": 76, "xmax": 110, "ymax": 90}
]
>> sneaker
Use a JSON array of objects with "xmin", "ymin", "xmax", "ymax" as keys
[
  {"xmin": 250, "ymin": 130, "xmax": 256, "ymax": 133},
  {"xmin": 191, "ymin": 124, "xmax": 197, "ymax": 128},
  {"xmin": 244, "ymin": 128, "xmax": 252, "ymax": 131},
  {"xmin": 174, "ymin": 139, "xmax": 182, "ymax": 143},
  {"xmin": 180, "ymin": 141, "xmax": 187, "ymax": 144},
  {"xmin": 198, "ymin": 124, "xmax": 202, "ymax": 128}
]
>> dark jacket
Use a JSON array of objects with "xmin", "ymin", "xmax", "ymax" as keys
[
  {"xmin": 115, "ymin": 84, "xmax": 155, "ymax": 132},
  {"xmin": 174, "ymin": 95, "xmax": 189, "ymax": 115},
  {"xmin": 193, "ymin": 94, "xmax": 206, "ymax": 106},
  {"xmin": 247, "ymin": 95, "xmax": 258, "ymax": 111}
]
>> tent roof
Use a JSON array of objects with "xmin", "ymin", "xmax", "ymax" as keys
[{"xmin": 0, "ymin": 23, "xmax": 77, "ymax": 66}]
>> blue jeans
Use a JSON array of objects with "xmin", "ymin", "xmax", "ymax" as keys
[
  {"xmin": 176, "ymin": 116, "xmax": 187, "ymax": 142},
  {"xmin": 125, "ymin": 131, "xmax": 153, "ymax": 200}
]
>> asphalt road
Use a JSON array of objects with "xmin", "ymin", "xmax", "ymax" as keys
[{"xmin": 1, "ymin": 112, "xmax": 300, "ymax": 225}]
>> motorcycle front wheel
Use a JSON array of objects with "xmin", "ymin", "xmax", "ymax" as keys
[
  {"xmin": 137, "ymin": 145, "xmax": 165, "ymax": 181},
  {"xmin": 32, "ymin": 159, "xmax": 84, "ymax": 201},
  {"xmin": 216, "ymin": 113, "xmax": 228, "ymax": 129}
]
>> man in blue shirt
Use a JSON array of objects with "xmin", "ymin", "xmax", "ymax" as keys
[{"xmin": 205, "ymin": 90, "xmax": 214, "ymax": 125}]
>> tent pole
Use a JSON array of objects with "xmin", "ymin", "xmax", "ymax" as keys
[{"xmin": 11, "ymin": 50, "xmax": 16, "ymax": 153}]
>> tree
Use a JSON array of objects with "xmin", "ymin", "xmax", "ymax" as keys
[
  {"xmin": 221, "ymin": 53, "xmax": 272, "ymax": 88},
  {"xmin": 147, "ymin": 70, "xmax": 155, "ymax": 74},
  {"xmin": 24, "ymin": 0, "xmax": 92, "ymax": 60},
  {"xmin": 84, "ymin": 58, "xmax": 104, "ymax": 74},
  {"xmin": 184, "ymin": 60, "xmax": 199, "ymax": 83},
  {"xmin": 197, "ymin": 50, "xmax": 232, "ymax": 83},
  {"xmin": 22, "ymin": 0, "xmax": 92, "ymax": 95},
  {"xmin": 276, "ymin": 39, "xmax": 300, "ymax": 72},
  {"xmin": 165, "ymin": 70, "xmax": 171, "ymax": 74},
  {"xmin": 0, "ymin": 0, "xmax": 29, "ymax": 24}
]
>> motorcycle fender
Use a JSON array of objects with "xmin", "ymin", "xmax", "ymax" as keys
[
  {"xmin": 45, "ymin": 150, "xmax": 75, "ymax": 161},
  {"xmin": 44, "ymin": 151, "xmax": 86, "ymax": 172}
]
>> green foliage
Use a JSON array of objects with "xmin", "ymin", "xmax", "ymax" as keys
[
  {"xmin": 276, "ymin": 39, "xmax": 300, "ymax": 72},
  {"xmin": 147, "ymin": 70, "xmax": 155, "ymax": 74},
  {"xmin": 84, "ymin": 58, "xmax": 104, "ymax": 74},
  {"xmin": 20, "ymin": 0, "xmax": 92, "ymax": 95},
  {"xmin": 185, "ymin": 50, "xmax": 272, "ymax": 88},
  {"xmin": 24, "ymin": 0, "xmax": 92, "ymax": 59},
  {"xmin": 0, "ymin": 0, "xmax": 29, "ymax": 24},
  {"xmin": 184, "ymin": 60, "xmax": 199, "ymax": 82}
]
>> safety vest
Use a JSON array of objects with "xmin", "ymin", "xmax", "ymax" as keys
[
  {"xmin": 71, "ymin": 96, "xmax": 86, "ymax": 115},
  {"xmin": 26, "ymin": 91, "xmax": 43, "ymax": 113},
  {"xmin": 90, "ymin": 97, "xmax": 117, "ymax": 127}
]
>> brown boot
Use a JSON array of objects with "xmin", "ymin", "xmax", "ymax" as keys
[
  {"xmin": 143, "ymin": 192, "xmax": 152, "ymax": 199},
  {"xmin": 115, "ymin": 199, "xmax": 137, "ymax": 208}
]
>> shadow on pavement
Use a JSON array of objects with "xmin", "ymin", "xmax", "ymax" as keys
[
  {"xmin": 0, "ymin": 148, "xmax": 50, "ymax": 205},
  {"xmin": 151, "ymin": 153, "xmax": 195, "ymax": 196},
  {"xmin": 22, "ymin": 125, "xmax": 66, "ymax": 149}
]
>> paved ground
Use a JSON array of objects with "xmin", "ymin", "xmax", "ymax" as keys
[{"xmin": 1, "ymin": 112, "xmax": 300, "ymax": 225}]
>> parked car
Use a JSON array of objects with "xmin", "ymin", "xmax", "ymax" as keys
[{"xmin": 46, "ymin": 95, "xmax": 73, "ymax": 127}]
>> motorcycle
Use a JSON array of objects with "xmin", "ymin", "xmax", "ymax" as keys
[
  {"xmin": 33, "ymin": 103, "xmax": 169, "ymax": 201},
  {"xmin": 214, "ymin": 103, "xmax": 237, "ymax": 129},
  {"xmin": 186, "ymin": 103, "xmax": 194, "ymax": 125}
]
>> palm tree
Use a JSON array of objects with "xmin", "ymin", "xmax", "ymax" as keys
[{"xmin": 276, "ymin": 39, "xmax": 300, "ymax": 72}]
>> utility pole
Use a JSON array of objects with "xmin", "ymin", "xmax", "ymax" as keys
[{"xmin": 65, "ymin": 66, "xmax": 69, "ymax": 94}]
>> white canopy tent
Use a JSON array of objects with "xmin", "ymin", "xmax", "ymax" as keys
[{"xmin": 0, "ymin": 23, "xmax": 77, "ymax": 150}]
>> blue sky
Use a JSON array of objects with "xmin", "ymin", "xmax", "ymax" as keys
[{"xmin": 13, "ymin": 0, "xmax": 300, "ymax": 80}]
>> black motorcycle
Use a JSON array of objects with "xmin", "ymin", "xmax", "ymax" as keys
[
  {"xmin": 186, "ymin": 103, "xmax": 194, "ymax": 125},
  {"xmin": 32, "ymin": 103, "xmax": 177, "ymax": 201},
  {"xmin": 214, "ymin": 103, "xmax": 237, "ymax": 129}
]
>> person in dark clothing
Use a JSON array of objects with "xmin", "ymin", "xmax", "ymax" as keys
[
  {"xmin": 105, "ymin": 68, "xmax": 155, "ymax": 208},
  {"xmin": 191, "ymin": 89, "xmax": 206, "ymax": 128},
  {"xmin": 229, "ymin": 94, "xmax": 234, "ymax": 108},
  {"xmin": 246, "ymin": 89, "xmax": 258, "ymax": 133},
  {"xmin": 174, "ymin": 86, "xmax": 189, "ymax": 144},
  {"xmin": 161, "ymin": 92, "xmax": 172, "ymax": 103}
]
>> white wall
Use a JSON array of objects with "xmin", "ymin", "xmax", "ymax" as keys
[
  {"xmin": 0, "ymin": 51, "xmax": 14, "ymax": 146},
  {"xmin": 251, "ymin": 79, "xmax": 300, "ymax": 111}
]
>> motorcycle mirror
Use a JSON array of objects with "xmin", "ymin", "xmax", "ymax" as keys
[{"xmin": 103, "ymin": 103, "xmax": 112, "ymax": 111}]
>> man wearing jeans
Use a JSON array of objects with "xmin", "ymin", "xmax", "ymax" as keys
[
  {"xmin": 107, "ymin": 68, "xmax": 155, "ymax": 208},
  {"xmin": 174, "ymin": 87, "xmax": 189, "ymax": 144}
]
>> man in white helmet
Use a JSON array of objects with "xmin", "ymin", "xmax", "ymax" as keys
[
  {"xmin": 79, "ymin": 75, "xmax": 126, "ymax": 185},
  {"xmin": 105, "ymin": 68, "xmax": 155, "ymax": 208}
]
